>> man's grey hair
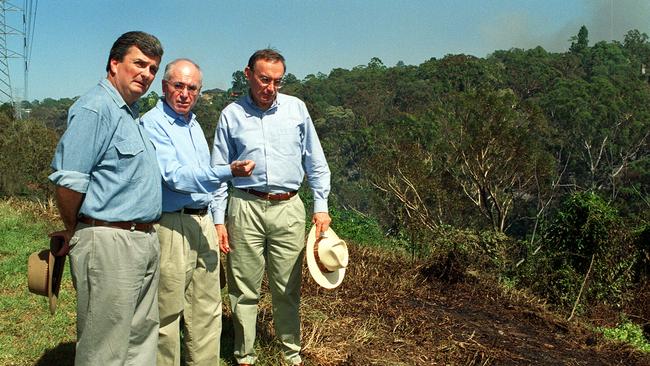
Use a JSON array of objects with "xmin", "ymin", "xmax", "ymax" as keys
[{"xmin": 163, "ymin": 58, "xmax": 203, "ymax": 84}]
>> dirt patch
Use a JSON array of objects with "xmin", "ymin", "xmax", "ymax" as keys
[{"xmin": 296, "ymin": 245, "xmax": 650, "ymax": 365}]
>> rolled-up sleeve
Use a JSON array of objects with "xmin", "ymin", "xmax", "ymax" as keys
[
  {"xmin": 49, "ymin": 107, "xmax": 109, "ymax": 194},
  {"xmin": 48, "ymin": 170, "xmax": 90, "ymax": 193}
]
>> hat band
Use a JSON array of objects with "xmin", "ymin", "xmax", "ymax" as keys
[{"xmin": 313, "ymin": 241, "xmax": 334, "ymax": 273}]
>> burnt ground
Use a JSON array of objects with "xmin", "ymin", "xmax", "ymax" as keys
[{"xmin": 240, "ymin": 245, "xmax": 650, "ymax": 366}]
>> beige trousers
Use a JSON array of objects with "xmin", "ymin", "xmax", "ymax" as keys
[
  {"xmin": 69, "ymin": 223, "xmax": 160, "ymax": 366},
  {"xmin": 156, "ymin": 212, "xmax": 222, "ymax": 366},
  {"xmin": 226, "ymin": 189, "xmax": 306, "ymax": 365}
]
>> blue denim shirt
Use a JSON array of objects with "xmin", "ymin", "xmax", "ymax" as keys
[
  {"xmin": 49, "ymin": 79, "xmax": 162, "ymax": 222},
  {"xmin": 141, "ymin": 99, "xmax": 233, "ymax": 214},
  {"xmin": 210, "ymin": 93, "xmax": 331, "ymax": 224}
]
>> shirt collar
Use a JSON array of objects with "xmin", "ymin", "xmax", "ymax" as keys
[
  {"xmin": 158, "ymin": 98, "xmax": 196, "ymax": 127},
  {"xmin": 99, "ymin": 78, "xmax": 138, "ymax": 118},
  {"xmin": 245, "ymin": 92, "xmax": 280, "ymax": 115}
]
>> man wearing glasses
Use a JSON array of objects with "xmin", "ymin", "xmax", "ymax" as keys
[
  {"xmin": 211, "ymin": 49, "xmax": 331, "ymax": 366},
  {"xmin": 141, "ymin": 58, "xmax": 255, "ymax": 366}
]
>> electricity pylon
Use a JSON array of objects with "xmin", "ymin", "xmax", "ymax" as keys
[{"xmin": 0, "ymin": 0, "xmax": 36, "ymax": 119}]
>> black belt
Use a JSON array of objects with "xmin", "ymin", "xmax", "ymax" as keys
[
  {"xmin": 239, "ymin": 188, "xmax": 297, "ymax": 201},
  {"xmin": 175, "ymin": 207, "xmax": 209, "ymax": 216},
  {"xmin": 77, "ymin": 216, "xmax": 156, "ymax": 232}
]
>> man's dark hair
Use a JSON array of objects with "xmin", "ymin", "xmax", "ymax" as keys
[
  {"xmin": 105, "ymin": 31, "xmax": 164, "ymax": 72},
  {"xmin": 247, "ymin": 49, "xmax": 286, "ymax": 72}
]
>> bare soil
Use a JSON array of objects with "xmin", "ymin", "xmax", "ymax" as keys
[{"xmin": 292, "ymin": 245, "xmax": 650, "ymax": 366}]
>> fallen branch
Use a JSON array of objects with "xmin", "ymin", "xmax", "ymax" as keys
[{"xmin": 568, "ymin": 253, "xmax": 595, "ymax": 322}]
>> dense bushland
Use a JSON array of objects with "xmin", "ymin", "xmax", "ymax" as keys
[{"xmin": 1, "ymin": 27, "xmax": 648, "ymax": 334}]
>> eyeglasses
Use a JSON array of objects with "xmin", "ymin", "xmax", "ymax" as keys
[
  {"xmin": 167, "ymin": 80, "xmax": 201, "ymax": 95},
  {"xmin": 255, "ymin": 73, "xmax": 284, "ymax": 89}
]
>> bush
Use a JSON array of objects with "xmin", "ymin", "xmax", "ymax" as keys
[
  {"xmin": 328, "ymin": 205, "xmax": 387, "ymax": 247},
  {"xmin": 525, "ymin": 191, "xmax": 637, "ymax": 310},
  {"xmin": 0, "ymin": 117, "xmax": 59, "ymax": 198},
  {"xmin": 597, "ymin": 317, "xmax": 650, "ymax": 353},
  {"xmin": 421, "ymin": 227, "xmax": 518, "ymax": 283}
]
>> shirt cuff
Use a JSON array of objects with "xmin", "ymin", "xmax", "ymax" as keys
[
  {"xmin": 48, "ymin": 170, "xmax": 90, "ymax": 193},
  {"xmin": 313, "ymin": 199, "xmax": 328, "ymax": 214},
  {"xmin": 213, "ymin": 165, "xmax": 233, "ymax": 181},
  {"xmin": 211, "ymin": 207, "xmax": 226, "ymax": 225}
]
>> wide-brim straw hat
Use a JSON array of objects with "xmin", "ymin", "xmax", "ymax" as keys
[
  {"xmin": 306, "ymin": 226, "xmax": 349, "ymax": 289},
  {"xmin": 27, "ymin": 237, "xmax": 66, "ymax": 314}
]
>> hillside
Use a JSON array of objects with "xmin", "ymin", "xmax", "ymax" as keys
[
  {"xmin": 2, "ymin": 25, "xmax": 649, "ymax": 366},
  {"xmin": 277, "ymin": 245, "xmax": 650, "ymax": 365},
  {"xmin": 2, "ymin": 200, "xmax": 649, "ymax": 365}
]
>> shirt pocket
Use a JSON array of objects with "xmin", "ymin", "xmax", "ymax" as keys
[
  {"xmin": 114, "ymin": 139, "xmax": 146, "ymax": 182},
  {"xmin": 270, "ymin": 122, "xmax": 301, "ymax": 157}
]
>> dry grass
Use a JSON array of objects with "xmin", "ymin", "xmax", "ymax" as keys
[
  {"xmin": 292, "ymin": 245, "xmax": 650, "ymax": 365},
  {"xmin": 2, "ymin": 197, "xmax": 649, "ymax": 365},
  {"xmin": 3, "ymin": 196, "xmax": 61, "ymax": 225}
]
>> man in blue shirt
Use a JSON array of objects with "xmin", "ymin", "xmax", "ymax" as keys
[
  {"xmin": 49, "ymin": 31, "xmax": 164, "ymax": 366},
  {"xmin": 211, "ymin": 49, "xmax": 331, "ymax": 366},
  {"xmin": 141, "ymin": 58, "xmax": 255, "ymax": 366}
]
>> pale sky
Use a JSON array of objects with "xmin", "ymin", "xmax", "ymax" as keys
[{"xmin": 3, "ymin": 0, "xmax": 649, "ymax": 102}]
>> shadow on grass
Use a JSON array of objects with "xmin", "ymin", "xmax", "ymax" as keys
[
  {"xmin": 220, "ymin": 296, "xmax": 284, "ymax": 365},
  {"xmin": 221, "ymin": 312, "xmax": 236, "ymax": 364},
  {"xmin": 34, "ymin": 342, "xmax": 75, "ymax": 366}
]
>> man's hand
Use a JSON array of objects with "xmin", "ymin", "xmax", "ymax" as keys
[
  {"xmin": 312, "ymin": 212, "xmax": 332, "ymax": 239},
  {"xmin": 215, "ymin": 224, "xmax": 230, "ymax": 254},
  {"xmin": 230, "ymin": 160, "xmax": 255, "ymax": 177},
  {"xmin": 48, "ymin": 230, "xmax": 71, "ymax": 256}
]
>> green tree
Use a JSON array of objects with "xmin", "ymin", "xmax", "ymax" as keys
[
  {"xmin": 231, "ymin": 70, "xmax": 248, "ymax": 94},
  {"xmin": 137, "ymin": 91, "xmax": 160, "ymax": 115},
  {"xmin": 570, "ymin": 25, "xmax": 589, "ymax": 53},
  {"xmin": 623, "ymin": 29, "xmax": 650, "ymax": 63},
  {"xmin": 437, "ymin": 89, "xmax": 553, "ymax": 232},
  {"xmin": 490, "ymin": 47, "xmax": 560, "ymax": 99}
]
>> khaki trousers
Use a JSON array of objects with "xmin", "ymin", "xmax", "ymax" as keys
[
  {"xmin": 226, "ymin": 189, "xmax": 306, "ymax": 365},
  {"xmin": 156, "ymin": 212, "xmax": 222, "ymax": 366},
  {"xmin": 69, "ymin": 223, "xmax": 160, "ymax": 366}
]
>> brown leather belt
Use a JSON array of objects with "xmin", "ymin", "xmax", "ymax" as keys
[
  {"xmin": 175, "ymin": 207, "xmax": 208, "ymax": 215},
  {"xmin": 77, "ymin": 216, "xmax": 155, "ymax": 232},
  {"xmin": 240, "ymin": 188, "xmax": 297, "ymax": 201}
]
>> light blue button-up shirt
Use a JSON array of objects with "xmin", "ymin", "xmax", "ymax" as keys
[
  {"xmin": 141, "ymin": 99, "xmax": 233, "ymax": 217},
  {"xmin": 49, "ymin": 79, "xmax": 162, "ymax": 222},
  {"xmin": 210, "ymin": 93, "xmax": 331, "ymax": 224}
]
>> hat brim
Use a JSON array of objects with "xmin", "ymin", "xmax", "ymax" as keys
[
  {"xmin": 48, "ymin": 252, "xmax": 65, "ymax": 315},
  {"xmin": 28, "ymin": 250, "xmax": 50, "ymax": 297},
  {"xmin": 306, "ymin": 226, "xmax": 346, "ymax": 289},
  {"xmin": 28, "ymin": 249, "xmax": 64, "ymax": 314}
]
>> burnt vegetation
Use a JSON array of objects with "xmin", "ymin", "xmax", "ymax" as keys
[{"xmin": 2, "ymin": 27, "xmax": 649, "ymax": 364}]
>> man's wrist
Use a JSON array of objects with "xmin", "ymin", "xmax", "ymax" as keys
[
  {"xmin": 313, "ymin": 199, "xmax": 328, "ymax": 214},
  {"xmin": 214, "ymin": 165, "xmax": 234, "ymax": 181}
]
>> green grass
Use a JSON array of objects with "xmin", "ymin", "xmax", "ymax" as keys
[
  {"xmin": 0, "ymin": 200, "xmax": 76, "ymax": 366},
  {"xmin": 597, "ymin": 317, "xmax": 650, "ymax": 353},
  {"xmin": 0, "ymin": 199, "xmax": 293, "ymax": 366}
]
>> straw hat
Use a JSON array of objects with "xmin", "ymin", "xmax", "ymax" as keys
[
  {"xmin": 27, "ymin": 237, "xmax": 66, "ymax": 314},
  {"xmin": 306, "ymin": 226, "xmax": 348, "ymax": 289}
]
